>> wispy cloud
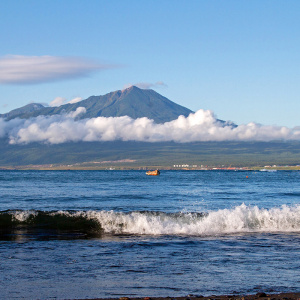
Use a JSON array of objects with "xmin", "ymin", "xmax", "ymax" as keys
[
  {"xmin": 124, "ymin": 81, "xmax": 168, "ymax": 90},
  {"xmin": 49, "ymin": 97, "xmax": 67, "ymax": 107},
  {"xmin": 0, "ymin": 55, "xmax": 117, "ymax": 84},
  {"xmin": 68, "ymin": 97, "xmax": 82, "ymax": 104},
  {"xmin": 49, "ymin": 96, "xmax": 83, "ymax": 107},
  {"xmin": 1, "ymin": 108, "xmax": 300, "ymax": 144}
]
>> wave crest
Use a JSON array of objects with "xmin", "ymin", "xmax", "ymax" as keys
[{"xmin": 1, "ymin": 204, "xmax": 300, "ymax": 237}]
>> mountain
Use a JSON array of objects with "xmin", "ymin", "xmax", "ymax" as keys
[
  {"xmin": 0, "ymin": 103, "xmax": 45, "ymax": 120},
  {"xmin": 1, "ymin": 86, "xmax": 193, "ymax": 123}
]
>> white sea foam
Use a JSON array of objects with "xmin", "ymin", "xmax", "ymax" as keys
[
  {"xmin": 90, "ymin": 204, "xmax": 300, "ymax": 235},
  {"xmin": 6, "ymin": 204, "xmax": 300, "ymax": 235},
  {"xmin": 12, "ymin": 210, "xmax": 37, "ymax": 222}
]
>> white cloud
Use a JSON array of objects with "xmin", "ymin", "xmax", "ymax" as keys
[
  {"xmin": 67, "ymin": 107, "xmax": 86, "ymax": 118},
  {"xmin": 1, "ymin": 108, "xmax": 300, "ymax": 144},
  {"xmin": 124, "ymin": 81, "xmax": 168, "ymax": 90},
  {"xmin": 68, "ymin": 97, "xmax": 82, "ymax": 104},
  {"xmin": 49, "ymin": 97, "xmax": 67, "ymax": 107},
  {"xmin": 49, "ymin": 96, "xmax": 83, "ymax": 107},
  {"xmin": 0, "ymin": 55, "xmax": 116, "ymax": 84}
]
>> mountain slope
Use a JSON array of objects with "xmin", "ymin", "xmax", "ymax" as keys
[
  {"xmin": 0, "ymin": 103, "xmax": 45, "ymax": 119},
  {"xmin": 0, "ymin": 139, "xmax": 300, "ymax": 167},
  {"xmin": 1, "ymin": 86, "xmax": 193, "ymax": 123}
]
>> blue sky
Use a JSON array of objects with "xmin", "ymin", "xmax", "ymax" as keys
[{"xmin": 0, "ymin": 0, "xmax": 300, "ymax": 127}]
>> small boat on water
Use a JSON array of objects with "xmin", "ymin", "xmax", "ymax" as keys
[{"xmin": 146, "ymin": 170, "xmax": 160, "ymax": 176}]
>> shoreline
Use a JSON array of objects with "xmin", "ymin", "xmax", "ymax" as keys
[
  {"xmin": 0, "ymin": 165, "xmax": 300, "ymax": 171},
  {"xmin": 78, "ymin": 293, "xmax": 300, "ymax": 300}
]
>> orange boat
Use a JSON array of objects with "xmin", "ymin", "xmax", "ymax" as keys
[{"xmin": 146, "ymin": 170, "xmax": 160, "ymax": 176}]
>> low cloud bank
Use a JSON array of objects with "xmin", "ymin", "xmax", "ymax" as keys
[
  {"xmin": 0, "ymin": 55, "xmax": 116, "ymax": 84},
  {"xmin": 0, "ymin": 107, "xmax": 300, "ymax": 144}
]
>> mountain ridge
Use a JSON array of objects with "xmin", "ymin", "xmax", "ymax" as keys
[
  {"xmin": 0, "ymin": 103, "xmax": 45, "ymax": 119},
  {"xmin": 1, "ymin": 86, "xmax": 193, "ymax": 123}
]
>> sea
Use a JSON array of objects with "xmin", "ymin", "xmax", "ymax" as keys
[{"xmin": 0, "ymin": 170, "xmax": 300, "ymax": 299}]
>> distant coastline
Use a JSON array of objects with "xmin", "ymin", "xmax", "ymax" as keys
[{"xmin": 1, "ymin": 163, "xmax": 299, "ymax": 171}]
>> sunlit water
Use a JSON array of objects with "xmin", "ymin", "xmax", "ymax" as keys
[{"xmin": 0, "ymin": 170, "xmax": 300, "ymax": 299}]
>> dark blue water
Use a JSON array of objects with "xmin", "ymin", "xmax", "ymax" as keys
[{"xmin": 0, "ymin": 170, "xmax": 300, "ymax": 299}]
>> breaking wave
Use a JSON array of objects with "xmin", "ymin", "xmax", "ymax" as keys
[{"xmin": 1, "ymin": 204, "xmax": 300, "ymax": 238}]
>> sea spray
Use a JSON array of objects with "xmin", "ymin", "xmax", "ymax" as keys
[{"xmin": 95, "ymin": 204, "xmax": 300, "ymax": 235}]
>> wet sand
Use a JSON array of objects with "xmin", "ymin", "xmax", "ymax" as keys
[{"xmin": 80, "ymin": 293, "xmax": 300, "ymax": 300}]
